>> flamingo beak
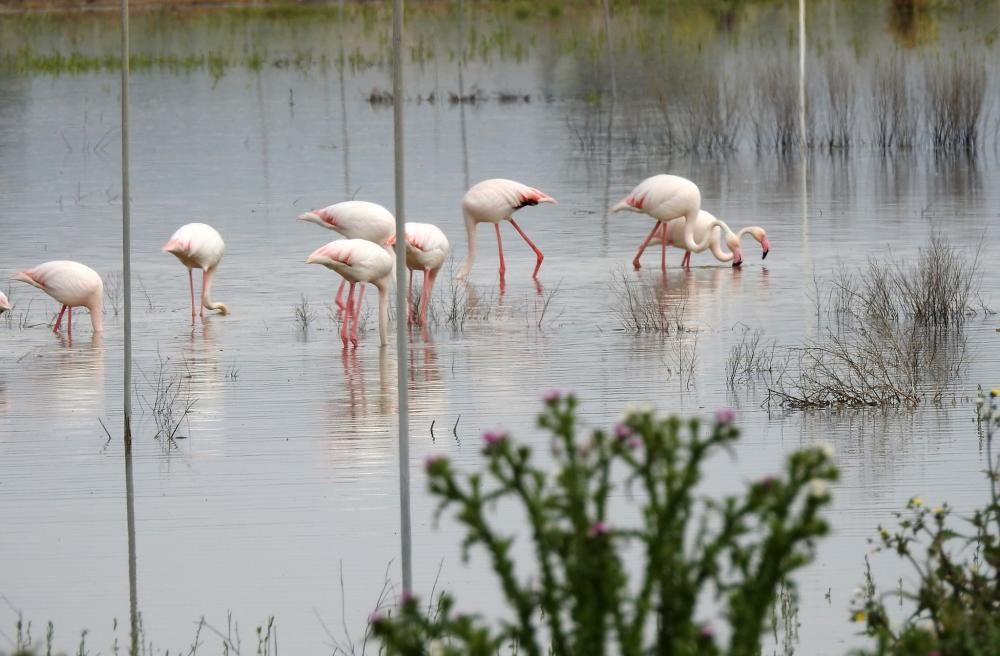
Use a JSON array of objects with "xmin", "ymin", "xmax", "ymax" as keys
[
  {"xmin": 761, "ymin": 238, "xmax": 770, "ymax": 259},
  {"xmin": 298, "ymin": 211, "xmax": 321, "ymax": 222},
  {"xmin": 10, "ymin": 272, "xmax": 32, "ymax": 284},
  {"xmin": 732, "ymin": 250, "xmax": 744, "ymax": 268},
  {"xmin": 385, "ymin": 234, "xmax": 396, "ymax": 247}
]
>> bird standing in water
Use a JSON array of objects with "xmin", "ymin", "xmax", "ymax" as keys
[
  {"xmin": 306, "ymin": 239, "xmax": 394, "ymax": 348},
  {"xmin": 163, "ymin": 223, "xmax": 229, "ymax": 320},
  {"xmin": 298, "ymin": 200, "xmax": 396, "ymax": 310},
  {"xmin": 643, "ymin": 212, "xmax": 770, "ymax": 268},
  {"xmin": 0, "ymin": 292, "xmax": 10, "ymax": 314},
  {"xmin": 387, "ymin": 222, "xmax": 450, "ymax": 326},
  {"xmin": 458, "ymin": 178, "xmax": 556, "ymax": 281},
  {"xmin": 10, "ymin": 260, "xmax": 104, "ymax": 336}
]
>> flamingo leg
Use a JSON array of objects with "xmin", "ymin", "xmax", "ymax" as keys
[
  {"xmin": 494, "ymin": 223, "xmax": 506, "ymax": 279},
  {"xmin": 53, "ymin": 305, "xmax": 67, "ymax": 332},
  {"xmin": 351, "ymin": 284, "xmax": 366, "ymax": 347},
  {"xmin": 508, "ymin": 218, "xmax": 544, "ymax": 278},
  {"xmin": 419, "ymin": 268, "xmax": 437, "ymax": 326},
  {"xmin": 67, "ymin": 307, "xmax": 72, "ymax": 338},
  {"xmin": 334, "ymin": 279, "xmax": 347, "ymax": 310},
  {"xmin": 682, "ymin": 251, "xmax": 692, "ymax": 268},
  {"xmin": 189, "ymin": 268, "xmax": 196, "ymax": 320},
  {"xmin": 407, "ymin": 269, "xmax": 414, "ymax": 325},
  {"xmin": 342, "ymin": 282, "xmax": 356, "ymax": 348},
  {"xmin": 660, "ymin": 223, "xmax": 668, "ymax": 271},
  {"xmin": 633, "ymin": 222, "xmax": 663, "ymax": 270},
  {"xmin": 199, "ymin": 270, "xmax": 208, "ymax": 318}
]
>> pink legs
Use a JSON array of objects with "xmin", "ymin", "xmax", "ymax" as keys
[
  {"xmin": 494, "ymin": 224, "xmax": 506, "ymax": 279},
  {"xmin": 407, "ymin": 269, "xmax": 415, "ymax": 325},
  {"xmin": 341, "ymin": 282, "xmax": 356, "ymax": 348},
  {"xmin": 67, "ymin": 306, "xmax": 72, "ymax": 337},
  {"xmin": 351, "ymin": 285, "xmax": 365, "ymax": 346},
  {"xmin": 53, "ymin": 305, "xmax": 68, "ymax": 332},
  {"xmin": 509, "ymin": 218, "xmax": 544, "ymax": 278},
  {"xmin": 419, "ymin": 268, "xmax": 439, "ymax": 326},
  {"xmin": 681, "ymin": 251, "xmax": 692, "ymax": 268},
  {"xmin": 660, "ymin": 225, "xmax": 667, "ymax": 271},
  {"xmin": 633, "ymin": 222, "xmax": 663, "ymax": 270},
  {"xmin": 188, "ymin": 268, "xmax": 196, "ymax": 320}
]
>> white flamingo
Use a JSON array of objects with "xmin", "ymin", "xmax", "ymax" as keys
[
  {"xmin": 163, "ymin": 223, "xmax": 229, "ymax": 319},
  {"xmin": 11, "ymin": 261, "xmax": 103, "ymax": 335},
  {"xmin": 458, "ymin": 178, "xmax": 556, "ymax": 280},
  {"xmin": 387, "ymin": 222, "xmax": 450, "ymax": 326},
  {"xmin": 298, "ymin": 200, "xmax": 395, "ymax": 309},
  {"xmin": 644, "ymin": 212, "xmax": 770, "ymax": 268},
  {"xmin": 0, "ymin": 292, "xmax": 10, "ymax": 314},
  {"xmin": 306, "ymin": 239, "xmax": 394, "ymax": 348}
]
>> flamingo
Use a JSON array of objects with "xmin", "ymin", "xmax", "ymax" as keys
[
  {"xmin": 643, "ymin": 212, "xmax": 770, "ymax": 268},
  {"xmin": 612, "ymin": 174, "xmax": 722, "ymax": 268},
  {"xmin": 163, "ymin": 223, "xmax": 229, "ymax": 319},
  {"xmin": 306, "ymin": 239, "xmax": 394, "ymax": 348},
  {"xmin": 10, "ymin": 261, "xmax": 103, "ymax": 336},
  {"xmin": 386, "ymin": 222, "xmax": 450, "ymax": 326},
  {"xmin": 457, "ymin": 178, "xmax": 556, "ymax": 281},
  {"xmin": 298, "ymin": 200, "xmax": 395, "ymax": 310},
  {"xmin": 0, "ymin": 292, "xmax": 10, "ymax": 314}
]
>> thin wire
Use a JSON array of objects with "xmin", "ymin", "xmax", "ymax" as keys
[
  {"xmin": 118, "ymin": 0, "xmax": 138, "ymax": 651},
  {"xmin": 392, "ymin": 0, "xmax": 413, "ymax": 596}
]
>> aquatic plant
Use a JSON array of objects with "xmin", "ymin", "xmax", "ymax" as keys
[
  {"xmin": 850, "ymin": 387, "xmax": 1000, "ymax": 655},
  {"xmin": 370, "ymin": 394, "xmax": 838, "ymax": 655},
  {"xmin": 609, "ymin": 268, "xmax": 688, "ymax": 334},
  {"xmin": 725, "ymin": 328, "xmax": 777, "ymax": 388},
  {"xmin": 870, "ymin": 55, "xmax": 918, "ymax": 151},
  {"xmin": 924, "ymin": 53, "xmax": 987, "ymax": 153},
  {"xmin": 821, "ymin": 57, "xmax": 856, "ymax": 150},
  {"xmin": 293, "ymin": 294, "xmax": 316, "ymax": 330}
]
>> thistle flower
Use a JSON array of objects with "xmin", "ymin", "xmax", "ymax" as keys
[
  {"xmin": 368, "ymin": 610, "xmax": 383, "ymax": 625},
  {"xmin": 852, "ymin": 610, "xmax": 866, "ymax": 623},
  {"xmin": 715, "ymin": 408, "xmax": 736, "ymax": 425},
  {"xmin": 400, "ymin": 591, "xmax": 416, "ymax": 606},
  {"xmin": 613, "ymin": 423, "xmax": 633, "ymax": 439},
  {"xmin": 428, "ymin": 640, "xmax": 445, "ymax": 656},
  {"xmin": 482, "ymin": 429, "xmax": 508, "ymax": 446},
  {"xmin": 626, "ymin": 437, "xmax": 642, "ymax": 450},
  {"xmin": 424, "ymin": 453, "xmax": 446, "ymax": 470},
  {"xmin": 808, "ymin": 479, "xmax": 830, "ymax": 500},
  {"xmin": 587, "ymin": 521, "xmax": 610, "ymax": 537},
  {"xmin": 909, "ymin": 496, "xmax": 923, "ymax": 508},
  {"xmin": 817, "ymin": 442, "xmax": 835, "ymax": 460},
  {"xmin": 542, "ymin": 388, "xmax": 562, "ymax": 405},
  {"xmin": 697, "ymin": 623, "xmax": 715, "ymax": 640}
]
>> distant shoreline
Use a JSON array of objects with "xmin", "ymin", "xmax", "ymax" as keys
[{"xmin": 0, "ymin": 0, "xmax": 334, "ymax": 15}]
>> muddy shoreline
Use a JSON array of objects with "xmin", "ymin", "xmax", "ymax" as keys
[{"xmin": 0, "ymin": 0, "xmax": 336, "ymax": 15}]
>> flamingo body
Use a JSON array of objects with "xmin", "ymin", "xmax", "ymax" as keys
[
  {"xmin": 163, "ymin": 222, "xmax": 228, "ymax": 318},
  {"xmin": 307, "ymin": 239, "xmax": 394, "ymax": 348},
  {"xmin": 459, "ymin": 178, "xmax": 556, "ymax": 280},
  {"xmin": 0, "ymin": 292, "xmax": 10, "ymax": 314},
  {"xmin": 644, "ymin": 212, "xmax": 769, "ymax": 267},
  {"xmin": 298, "ymin": 200, "xmax": 395, "ymax": 243},
  {"xmin": 11, "ymin": 260, "xmax": 103, "ymax": 334},
  {"xmin": 612, "ymin": 174, "xmax": 717, "ymax": 255},
  {"xmin": 388, "ymin": 222, "xmax": 450, "ymax": 326}
]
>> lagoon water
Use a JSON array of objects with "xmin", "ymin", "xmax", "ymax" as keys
[{"xmin": 1, "ymin": 1, "xmax": 999, "ymax": 653}]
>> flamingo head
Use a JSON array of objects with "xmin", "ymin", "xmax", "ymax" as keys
[
  {"xmin": 609, "ymin": 194, "xmax": 641, "ymax": 214},
  {"xmin": 384, "ymin": 234, "xmax": 396, "ymax": 247},
  {"xmin": 298, "ymin": 208, "xmax": 335, "ymax": 229},
  {"xmin": 10, "ymin": 271, "xmax": 35, "ymax": 286},
  {"xmin": 756, "ymin": 229, "xmax": 771, "ymax": 259},
  {"xmin": 0, "ymin": 292, "xmax": 10, "ymax": 313}
]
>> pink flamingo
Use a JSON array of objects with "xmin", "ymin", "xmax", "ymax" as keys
[
  {"xmin": 644, "ymin": 212, "xmax": 770, "ymax": 268},
  {"xmin": 10, "ymin": 261, "xmax": 103, "ymax": 336},
  {"xmin": 306, "ymin": 239, "xmax": 394, "ymax": 348},
  {"xmin": 163, "ymin": 223, "xmax": 229, "ymax": 319},
  {"xmin": 386, "ymin": 222, "xmax": 450, "ymax": 326},
  {"xmin": 457, "ymin": 178, "xmax": 556, "ymax": 281},
  {"xmin": 612, "ymin": 174, "xmax": 724, "ymax": 269},
  {"xmin": 0, "ymin": 292, "xmax": 10, "ymax": 314},
  {"xmin": 298, "ymin": 201, "xmax": 395, "ymax": 310}
]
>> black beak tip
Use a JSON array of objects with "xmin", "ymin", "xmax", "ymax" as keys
[
  {"xmin": 762, "ymin": 250, "xmax": 769, "ymax": 260},
  {"xmin": 733, "ymin": 261, "xmax": 742, "ymax": 269}
]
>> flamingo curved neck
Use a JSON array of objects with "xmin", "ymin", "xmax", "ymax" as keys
[
  {"xmin": 89, "ymin": 301, "xmax": 104, "ymax": 332},
  {"xmin": 682, "ymin": 213, "xmax": 715, "ymax": 251},
  {"xmin": 458, "ymin": 214, "xmax": 476, "ymax": 279},
  {"xmin": 201, "ymin": 268, "xmax": 229, "ymax": 315},
  {"xmin": 377, "ymin": 280, "xmax": 390, "ymax": 347}
]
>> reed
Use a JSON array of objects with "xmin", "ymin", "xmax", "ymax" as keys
[
  {"xmin": 870, "ymin": 55, "xmax": 918, "ymax": 150},
  {"xmin": 924, "ymin": 53, "xmax": 988, "ymax": 152}
]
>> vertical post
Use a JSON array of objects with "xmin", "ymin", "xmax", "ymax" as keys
[
  {"xmin": 798, "ymin": 0, "xmax": 806, "ymax": 153},
  {"xmin": 457, "ymin": 0, "xmax": 469, "ymax": 189},
  {"xmin": 118, "ymin": 0, "xmax": 138, "ymax": 652},
  {"xmin": 391, "ymin": 0, "xmax": 413, "ymax": 596},
  {"xmin": 600, "ymin": 0, "xmax": 615, "ymax": 250}
]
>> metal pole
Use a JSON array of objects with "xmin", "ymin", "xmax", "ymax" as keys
[
  {"xmin": 391, "ymin": 0, "xmax": 413, "ymax": 596},
  {"xmin": 118, "ymin": 0, "xmax": 138, "ymax": 651},
  {"xmin": 798, "ymin": 0, "xmax": 806, "ymax": 152}
]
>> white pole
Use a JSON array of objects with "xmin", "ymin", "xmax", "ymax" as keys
[
  {"xmin": 391, "ymin": 0, "xmax": 413, "ymax": 596},
  {"xmin": 118, "ymin": 0, "xmax": 138, "ymax": 651}
]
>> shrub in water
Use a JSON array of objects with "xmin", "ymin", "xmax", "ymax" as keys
[{"xmin": 372, "ymin": 394, "xmax": 838, "ymax": 655}]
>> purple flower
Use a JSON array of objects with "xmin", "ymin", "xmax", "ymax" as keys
[
  {"xmin": 542, "ymin": 388, "xmax": 562, "ymax": 405},
  {"xmin": 698, "ymin": 623, "xmax": 715, "ymax": 640},
  {"xmin": 626, "ymin": 437, "xmax": 642, "ymax": 450},
  {"xmin": 368, "ymin": 610, "xmax": 383, "ymax": 625},
  {"xmin": 400, "ymin": 592, "xmax": 416, "ymax": 606},
  {"xmin": 424, "ymin": 453, "xmax": 445, "ymax": 470},
  {"xmin": 587, "ymin": 521, "xmax": 610, "ymax": 537},
  {"xmin": 613, "ymin": 423, "xmax": 633, "ymax": 439},
  {"xmin": 757, "ymin": 476, "xmax": 777, "ymax": 489},
  {"xmin": 483, "ymin": 429, "xmax": 508, "ymax": 446},
  {"xmin": 715, "ymin": 408, "xmax": 736, "ymax": 426}
]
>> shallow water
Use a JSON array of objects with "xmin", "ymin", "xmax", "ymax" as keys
[{"xmin": 1, "ymin": 2, "xmax": 1000, "ymax": 654}]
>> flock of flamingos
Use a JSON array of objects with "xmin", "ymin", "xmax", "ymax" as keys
[{"xmin": 0, "ymin": 174, "xmax": 770, "ymax": 347}]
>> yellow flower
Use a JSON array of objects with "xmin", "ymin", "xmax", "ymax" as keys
[
  {"xmin": 910, "ymin": 496, "xmax": 923, "ymax": 507},
  {"xmin": 992, "ymin": 388, "xmax": 1000, "ymax": 398},
  {"xmin": 852, "ymin": 610, "xmax": 866, "ymax": 623},
  {"xmin": 933, "ymin": 506, "xmax": 945, "ymax": 516}
]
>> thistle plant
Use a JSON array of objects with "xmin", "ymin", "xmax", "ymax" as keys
[
  {"xmin": 851, "ymin": 387, "xmax": 1000, "ymax": 655},
  {"xmin": 372, "ymin": 393, "xmax": 838, "ymax": 655}
]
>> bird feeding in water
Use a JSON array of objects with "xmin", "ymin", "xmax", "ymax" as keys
[
  {"xmin": 298, "ymin": 200, "xmax": 395, "ymax": 310},
  {"xmin": 610, "ymin": 174, "xmax": 745, "ymax": 268},
  {"xmin": 458, "ymin": 178, "xmax": 556, "ymax": 281},
  {"xmin": 0, "ymin": 292, "xmax": 10, "ymax": 315},
  {"xmin": 387, "ymin": 222, "xmax": 450, "ymax": 327},
  {"xmin": 643, "ymin": 212, "xmax": 770, "ymax": 269},
  {"xmin": 306, "ymin": 239, "xmax": 394, "ymax": 348},
  {"xmin": 10, "ymin": 260, "xmax": 103, "ymax": 336},
  {"xmin": 162, "ymin": 222, "xmax": 229, "ymax": 320}
]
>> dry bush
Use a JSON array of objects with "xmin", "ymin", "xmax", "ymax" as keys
[
  {"xmin": 750, "ymin": 59, "xmax": 809, "ymax": 152},
  {"xmin": 676, "ymin": 72, "xmax": 744, "ymax": 153},
  {"xmin": 726, "ymin": 329, "xmax": 777, "ymax": 388},
  {"xmin": 924, "ymin": 54, "xmax": 987, "ymax": 152},
  {"xmin": 870, "ymin": 55, "xmax": 918, "ymax": 150},
  {"xmin": 821, "ymin": 58, "xmax": 855, "ymax": 150},
  {"xmin": 609, "ymin": 268, "xmax": 687, "ymax": 334}
]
